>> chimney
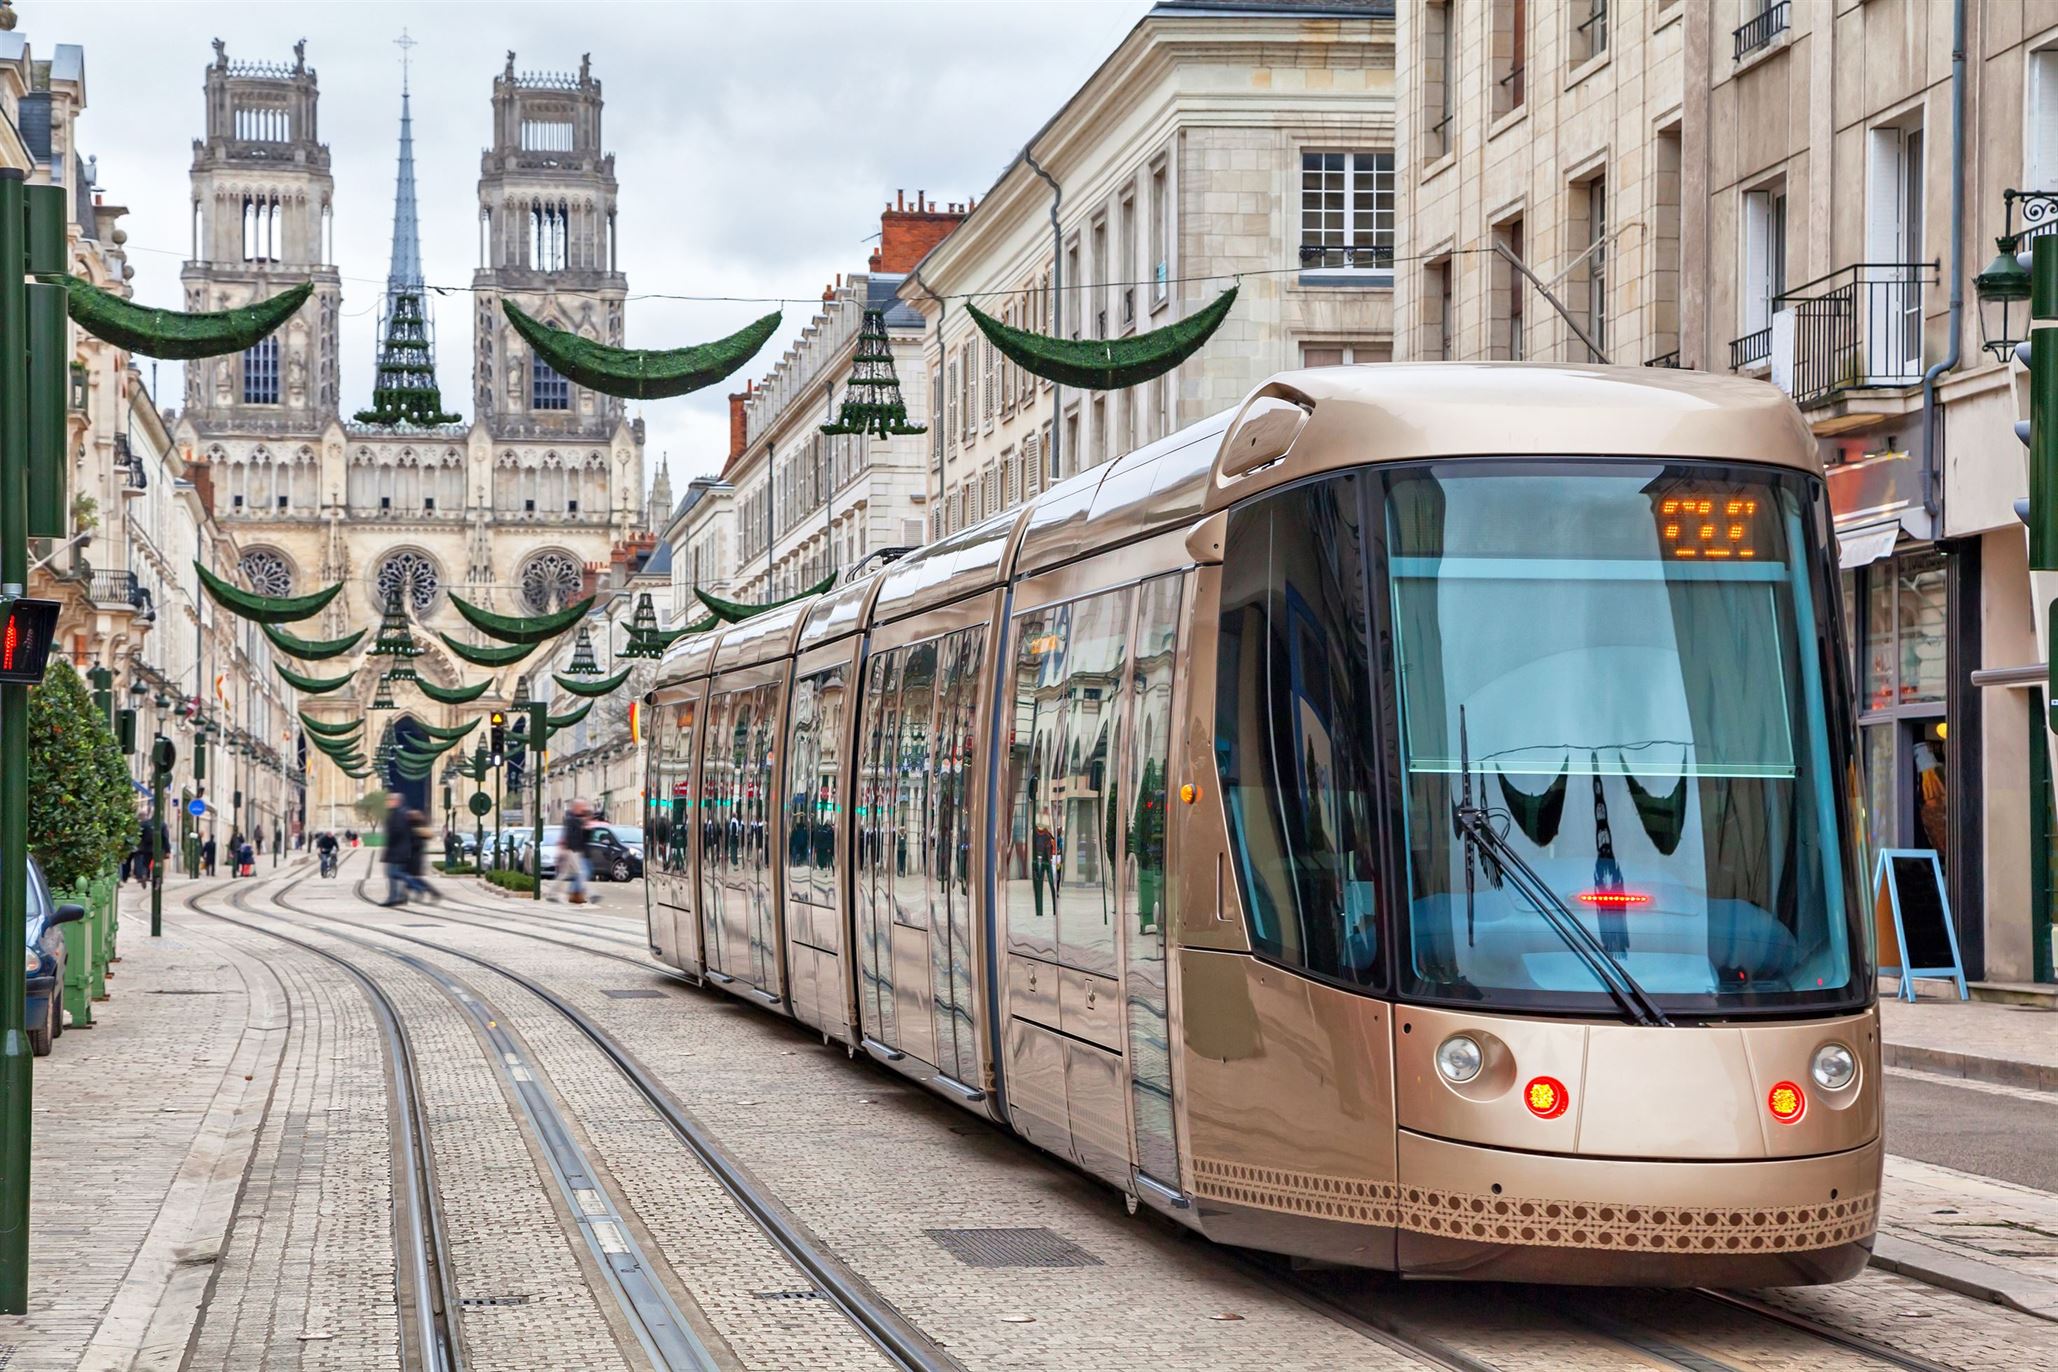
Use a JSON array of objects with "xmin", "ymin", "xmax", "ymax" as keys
[
  {"xmin": 728, "ymin": 388, "xmax": 749, "ymax": 462},
  {"xmin": 869, "ymin": 189, "xmax": 970, "ymax": 274}
]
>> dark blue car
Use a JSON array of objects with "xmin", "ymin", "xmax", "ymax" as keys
[{"xmin": 26, "ymin": 859, "xmax": 85, "ymax": 1057}]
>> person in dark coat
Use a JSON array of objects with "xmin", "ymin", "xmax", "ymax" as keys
[
  {"xmin": 380, "ymin": 796, "xmax": 413, "ymax": 906},
  {"xmin": 200, "ymin": 833, "xmax": 217, "ymax": 877}
]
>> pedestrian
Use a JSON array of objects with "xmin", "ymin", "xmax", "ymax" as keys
[
  {"xmin": 402, "ymin": 809, "xmax": 437, "ymax": 903},
  {"xmin": 227, "ymin": 830, "xmax": 244, "ymax": 878},
  {"xmin": 238, "ymin": 835, "xmax": 255, "ymax": 877},
  {"xmin": 558, "ymin": 799, "xmax": 595, "ymax": 905},
  {"xmin": 200, "ymin": 832, "xmax": 217, "ymax": 877},
  {"xmin": 315, "ymin": 830, "xmax": 339, "ymax": 878},
  {"xmin": 380, "ymin": 795, "xmax": 412, "ymax": 906}
]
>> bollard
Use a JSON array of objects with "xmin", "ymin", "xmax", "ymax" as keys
[
  {"xmin": 88, "ymin": 869, "xmax": 111, "ymax": 1002},
  {"xmin": 96, "ymin": 868, "xmax": 117, "ymax": 980},
  {"xmin": 58, "ymin": 883, "xmax": 90, "ymax": 1029}
]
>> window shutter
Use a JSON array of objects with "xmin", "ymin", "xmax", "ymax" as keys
[{"xmin": 2033, "ymin": 52, "xmax": 2058, "ymax": 190}]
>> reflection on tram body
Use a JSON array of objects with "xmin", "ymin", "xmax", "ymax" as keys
[{"xmin": 643, "ymin": 365, "xmax": 1879, "ymax": 1286}]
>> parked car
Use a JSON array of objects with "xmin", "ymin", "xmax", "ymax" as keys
[
  {"xmin": 25, "ymin": 859, "xmax": 85, "ymax": 1057},
  {"xmin": 529, "ymin": 823, "xmax": 643, "ymax": 882}
]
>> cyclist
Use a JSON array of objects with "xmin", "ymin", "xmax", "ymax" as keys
[{"xmin": 315, "ymin": 830, "xmax": 339, "ymax": 879}]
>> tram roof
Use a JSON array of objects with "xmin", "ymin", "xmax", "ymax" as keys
[{"xmin": 653, "ymin": 364, "xmax": 1817, "ymax": 683}]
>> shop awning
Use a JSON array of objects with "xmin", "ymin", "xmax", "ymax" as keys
[{"xmin": 1836, "ymin": 522, "xmax": 1899, "ymax": 569}]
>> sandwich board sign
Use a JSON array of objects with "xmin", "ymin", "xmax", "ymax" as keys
[{"xmin": 1872, "ymin": 848, "xmax": 1967, "ymax": 1002}]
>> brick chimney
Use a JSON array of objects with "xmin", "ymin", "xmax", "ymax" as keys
[
  {"xmin": 728, "ymin": 383, "xmax": 750, "ymax": 463},
  {"xmin": 870, "ymin": 190, "xmax": 969, "ymax": 274}
]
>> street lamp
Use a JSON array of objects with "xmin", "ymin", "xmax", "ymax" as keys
[{"xmin": 1976, "ymin": 235, "xmax": 2033, "ymax": 363}]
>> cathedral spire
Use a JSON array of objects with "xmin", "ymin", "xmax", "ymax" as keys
[
  {"xmin": 647, "ymin": 453, "xmax": 673, "ymax": 527},
  {"xmin": 355, "ymin": 29, "xmax": 459, "ymax": 428}
]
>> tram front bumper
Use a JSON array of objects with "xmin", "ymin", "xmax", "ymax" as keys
[{"xmin": 1390, "ymin": 1130, "xmax": 1881, "ymax": 1285}]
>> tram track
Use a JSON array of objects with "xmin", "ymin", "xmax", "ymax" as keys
[
  {"xmin": 257, "ymin": 863, "xmax": 958, "ymax": 1372},
  {"xmin": 312, "ymin": 858, "xmax": 1982, "ymax": 1372},
  {"xmin": 186, "ymin": 876, "xmax": 464, "ymax": 1372}
]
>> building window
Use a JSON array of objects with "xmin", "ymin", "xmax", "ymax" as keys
[
  {"xmin": 529, "ymin": 201, "xmax": 570, "ymax": 272},
  {"xmin": 1737, "ymin": 184, "xmax": 1787, "ymax": 368},
  {"xmin": 1300, "ymin": 151, "xmax": 1394, "ymax": 279},
  {"xmin": 241, "ymin": 194, "xmax": 280, "ymax": 263},
  {"xmin": 1424, "ymin": 258, "xmax": 1453, "ymax": 361},
  {"xmin": 1425, "ymin": 1, "xmax": 1455, "ymax": 161},
  {"xmin": 1652, "ymin": 126, "xmax": 1683, "ymax": 365},
  {"xmin": 1300, "ymin": 342, "xmax": 1389, "ymax": 367},
  {"xmin": 242, "ymin": 336, "xmax": 280, "ymax": 406},
  {"xmin": 532, "ymin": 351, "xmax": 570, "ymax": 411},
  {"xmin": 1149, "ymin": 159, "xmax": 1170, "ymax": 306},
  {"xmin": 1492, "ymin": 0, "xmax": 1525, "ymax": 118},
  {"xmin": 2030, "ymin": 47, "xmax": 2058, "ymax": 203},
  {"xmin": 1490, "ymin": 217, "xmax": 1525, "ymax": 361},
  {"xmin": 1574, "ymin": 174, "xmax": 1607, "ymax": 361},
  {"xmin": 1572, "ymin": 0, "xmax": 1607, "ymax": 64}
]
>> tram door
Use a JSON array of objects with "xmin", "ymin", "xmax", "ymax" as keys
[
  {"xmin": 855, "ymin": 653, "xmax": 903, "ymax": 1051},
  {"xmin": 698, "ymin": 689, "xmax": 734, "ymax": 983},
  {"xmin": 701, "ymin": 680, "xmax": 787, "ymax": 1001},
  {"xmin": 927, "ymin": 628, "xmax": 987, "ymax": 1092}
]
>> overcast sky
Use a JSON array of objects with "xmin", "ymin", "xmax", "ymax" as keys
[{"xmin": 49, "ymin": 1, "xmax": 1149, "ymax": 498}]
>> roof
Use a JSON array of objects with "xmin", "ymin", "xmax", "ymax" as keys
[
  {"xmin": 639, "ymin": 540, "xmax": 673, "ymax": 577},
  {"xmin": 1148, "ymin": 0, "xmax": 1391, "ymax": 14},
  {"xmin": 868, "ymin": 273, "xmax": 924, "ymax": 329}
]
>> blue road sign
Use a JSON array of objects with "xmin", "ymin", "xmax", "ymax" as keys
[{"xmin": 187, "ymin": 798, "xmax": 206, "ymax": 817}]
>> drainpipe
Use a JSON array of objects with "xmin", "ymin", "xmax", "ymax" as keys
[
  {"xmin": 1024, "ymin": 149, "xmax": 1062, "ymax": 478},
  {"xmin": 1919, "ymin": 0, "xmax": 1967, "ymax": 524}
]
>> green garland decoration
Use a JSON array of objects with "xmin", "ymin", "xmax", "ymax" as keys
[
  {"xmin": 399, "ymin": 736, "xmax": 461, "ymax": 759},
  {"xmin": 309, "ymin": 737, "xmax": 361, "ymax": 759},
  {"xmin": 551, "ymin": 667, "xmax": 632, "ymax": 698},
  {"xmin": 195, "ymin": 561, "xmax": 343, "ymax": 625},
  {"xmin": 262, "ymin": 623, "xmax": 367, "ymax": 661},
  {"xmin": 299, "ymin": 713, "xmax": 364, "ymax": 738},
  {"xmin": 276, "ymin": 663, "xmax": 356, "ymax": 695},
  {"xmin": 416, "ymin": 718, "xmax": 481, "ymax": 743},
  {"xmin": 59, "ymin": 276, "xmax": 313, "ymax": 361},
  {"xmin": 502, "ymin": 300, "xmax": 782, "ymax": 400},
  {"xmin": 437, "ymin": 633, "xmax": 539, "ymax": 668},
  {"xmin": 413, "ymin": 676, "xmax": 494, "ymax": 706},
  {"xmin": 965, "ymin": 286, "xmax": 1238, "ymax": 390},
  {"xmin": 447, "ymin": 591, "xmax": 596, "ymax": 645},
  {"xmin": 546, "ymin": 699, "xmax": 594, "ymax": 730},
  {"xmin": 696, "ymin": 573, "xmax": 836, "ymax": 625}
]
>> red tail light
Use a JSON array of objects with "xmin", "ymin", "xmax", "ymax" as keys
[
  {"xmin": 1523, "ymin": 1076, "xmax": 1570, "ymax": 1120},
  {"xmin": 1576, "ymin": 890, "xmax": 1651, "ymax": 908},
  {"xmin": 1767, "ymin": 1081, "xmax": 1807, "ymax": 1124}
]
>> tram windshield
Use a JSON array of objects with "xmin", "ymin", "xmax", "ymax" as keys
[{"xmin": 1384, "ymin": 460, "xmax": 1864, "ymax": 1016}]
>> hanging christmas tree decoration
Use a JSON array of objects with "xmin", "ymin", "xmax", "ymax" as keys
[
  {"xmin": 437, "ymin": 633, "xmax": 539, "ymax": 668},
  {"xmin": 819, "ymin": 306, "xmax": 927, "ymax": 439},
  {"xmin": 371, "ymin": 674, "xmax": 398, "ymax": 711},
  {"xmin": 277, "ymin": 662, "xmax": 356, "ymax": 695},
  {"xmin": 413, "ymin": 676, "xmax": 495, "ymax": 706},
  {"xmin": 511, "ymin": 675, "xmax": 533, "ymax": 710},
  {"xmin": 696, "ymin": 574, "xmax": 837, "ymax": 624},
  {"xmin": 566, "ymin": 625, "xmax": 603, "ymax": 676},
  {"xmin": 194, "ymin": 561, "xmax": 343, "ymax": 624},
  {"xmin": 629, "ymin": 592, "xmax": 658, "ymax": 638},
  {"xmin": 448, "ymin": 591, "xmax": 596, "ymax": 645},
  {"xmin": 551, "ymin": 667, "xmax": 632, "ymax": 698},
  {"xmin": 354, "ymin": 291, "xmax": 461, "ymax": 426},
  {"xmin": 966, "ymin": 285, "xmax": 1238, "ymax": 390},
  {"xmin": 57, "ymin": 276, "xmax": 313, "ymax": 360},
  {"xmin": 502, "ymin": 300, "xmax": 782, "ymax": 400},
  {"xmin": 262, "ymin": 622, "xmax": 367, "ymax": 661}
]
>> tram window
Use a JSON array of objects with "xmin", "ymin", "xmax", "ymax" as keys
[
  {"xmin": 1055, "ymin": 588, "xmax": 1132, "ymax": 974},
  {"xmin": 1215, "ymin": 474, "xmax": 1384, "ymax": 989},
  {"xmin": 893, "ymin": 643, "xmax": 938, "ymax": 930},
  {"xmin": 1127, "ymin": 576, "xmax": 1181, "ymax": 936},
  {"xmin": 812, "ymin": 666, "xmax": 848, "ymax": 908},
  {"xmin": 787, "ymin": 673, "xmax": 822, "ymax": 897},
  {"xmin": 1004, "ymin": 607, "xmax": 1067, "ymax": 958}
]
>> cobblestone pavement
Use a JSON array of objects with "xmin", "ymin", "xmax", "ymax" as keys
[{"xmin": 3, "ymin": 858, "xmax": 2055, "ymax": 1370}]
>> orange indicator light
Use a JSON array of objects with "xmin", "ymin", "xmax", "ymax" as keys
[
  {"xmin": 1179, "ymin": 783, "xmax": 1200, "ymax": 805},
  {"xmin": 1523, "ymin": 1076, "xmax": 1570, "ymax": 1120},
  {"xmin": 1576, "ymin": 890, "xmax": 1651, "ymax": 908},
  {"xmin": 1767, "ymin": 1081, "xmax": 1806, "ymax": 1124}
]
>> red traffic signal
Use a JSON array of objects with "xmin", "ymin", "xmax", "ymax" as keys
[{"xmin": 0, "ymin": 597, "xmax": 58, "ymax": 684}]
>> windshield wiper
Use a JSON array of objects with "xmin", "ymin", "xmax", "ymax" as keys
[{"xmin": 1454, "ymin": 710, "xmax": 1671, "ymax": 1028}]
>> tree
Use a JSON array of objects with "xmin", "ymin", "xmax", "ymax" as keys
[{"xmin": 28, "ymin": 660, "xmax": 135, "ymax": 889}]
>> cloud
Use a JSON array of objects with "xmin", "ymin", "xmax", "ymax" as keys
[{"xmin": 53, "ymin": 0, "xmax": 1147, "ymax": 494}]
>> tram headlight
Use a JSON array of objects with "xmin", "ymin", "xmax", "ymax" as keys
[
  {"xmin": 1810, "ymin": 1043, "xmax": 1857, "ymax": 1092},
  {"xmin": 1434, "ymin": 1034, "xmax": 1483, "ymax": 1085}
]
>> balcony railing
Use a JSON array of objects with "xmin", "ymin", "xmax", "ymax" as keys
[
  {"xmin": 88, "ymin": 570, "xmax": 143, "ymax": 609},
  {"xmin": 1729, "ymin": 328, "xmax": 1771, "ymax": 371},
  {"xmin": 1775, "ymin": 261, "xmax": 1938, "ymax": 407},
  {"xmin": 1644, "ymin": 350, "xmax": 1682, "ymax": 369},
  {"xmin": 1734, "ymin": 1, "xmax": 1791, "ymax": 61},
  {"xmin": 1297, "ymin": 243, "xmax": 1395, "ymax": 274}
]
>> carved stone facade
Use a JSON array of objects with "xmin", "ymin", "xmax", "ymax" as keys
[{"xmin": 173, "ymin": 45, "xmax": 646, "ymax": 830}]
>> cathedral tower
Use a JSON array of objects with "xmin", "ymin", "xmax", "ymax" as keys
[
  {"xmin": 181, "ymin": 39, "xmax": 341, "ymax": 432},
  {"xmin": 472, "ymin": 52, "xmax": 626, "ymax": 440}
]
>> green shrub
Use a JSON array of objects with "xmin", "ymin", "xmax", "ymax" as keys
[
  {"xmin": 30, "ymin": 660, "xmax": 135, "ymax": 889},
  {"xmin": 435, "ymin": 860, "xmax": 476, "ymax": 875},
  {"xmin": 485, "ymin": 870, "xmax": 536, "ymax": 894}
]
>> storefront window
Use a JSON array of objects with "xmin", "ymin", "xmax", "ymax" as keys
[
  {"xmin": 1864, "ymin": 570, "xmax": 1895, "ymax": 711},
  {"xmin": 1852, "ymin": 546, "xmax": 1951, "ymax": 873},
  {"xmin": 1896, "ymin": 550, "xmax": 1948, "ymax": 704}
]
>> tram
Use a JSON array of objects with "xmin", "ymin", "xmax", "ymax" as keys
[{"xmin": 643, "ymin": 364, "xmax": 1879, "ymax": 1286}]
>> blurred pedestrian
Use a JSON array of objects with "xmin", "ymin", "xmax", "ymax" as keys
[
  {"xmin": 380, "ymin": 795, "xmax": 411, "ymax": 906},
  {"xmin": 557, "ymin": 799, "xmax": 594, "ymax": 906},
  {"xmin": 401, "ymin": 809, "xmax": 437, "ymax": 903},
  {"xmin": 200, "ymin": 832, "xmax": 217, "ymax": 877}
]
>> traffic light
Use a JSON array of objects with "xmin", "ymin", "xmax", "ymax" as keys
[
  {"xmin": 116, "ymin": 707, "xmax": 136, "ymax": 754},
  {"xmin": 0, "ymin": 597, "xmax": 57, "ymax": 684},
  {"xmin": 489, "ymin": 710, "xmax": 506, "ymax": 763},
  {"xmin": 151, "ymin": 736, "xmax": 177, "ymax": 775}
]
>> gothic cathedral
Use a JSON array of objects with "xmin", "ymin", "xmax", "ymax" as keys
[{"xmin": 171, "ymin": 43, "xmax": 648, "ymax": 822}]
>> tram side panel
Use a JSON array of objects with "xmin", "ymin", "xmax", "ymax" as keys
[
  {"xmin": 645, "ymin": 680, "xmax": 708, "ymax": 979},
  {"xmin": 784, "ymin": 637, "xmax": 863, "ymax": 1046},
  {"xmin": 700, "ymin": 664, "xmax": 793, "ymax": 1010}
]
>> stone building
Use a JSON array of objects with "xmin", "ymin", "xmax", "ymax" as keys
[
  {"xmin": 902, "ymin": 0, "xmax": 1396, "ymax": 536},
  {"xmin": 1679, "ymin": 0, "xmax": 2058, "ymax": 985},
  {"xmin": 172, "ymin": 43, "xmax": 646, "ymax": 831},
  {"xmin": 1393, "ymin": 0, "xmax": 1684, "ymax": 365}
]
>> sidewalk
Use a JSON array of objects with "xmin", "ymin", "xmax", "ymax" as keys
[{"xmin": 1876, "ymin": 991, "xmax": 2058, "ymax": 1323}]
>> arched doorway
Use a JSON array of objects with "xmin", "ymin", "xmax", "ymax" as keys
[{"xmin": 379, "ymin": 714, "xmax": 432, "ymax": 817}]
